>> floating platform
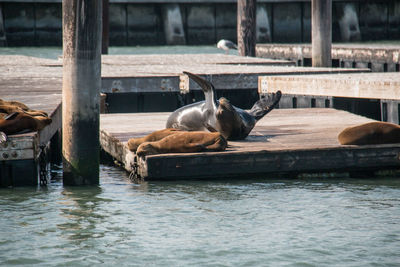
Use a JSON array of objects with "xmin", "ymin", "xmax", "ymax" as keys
[
  {"xmin": 0, "ymin": 53, "xmax": 381, "ymax": 185},
  {"xmin": 100, "ymin": 108, "xmax": 400, "ymax": 180},
  {"xmin": 259, "ymin": 72, "xmax": 400, "ymax": 123},
  {"xmin": 100, "ymin": 54, "xmax": 368, "ymax": 94},
  {"xmin": 256, "ymin": 43, "xmax": 400, "ymax": 72}
]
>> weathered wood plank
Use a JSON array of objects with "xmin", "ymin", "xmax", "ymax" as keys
[
  {"xmin": 256, "ymin": 43, "xmax": 400, "ymax": 66},
  {"xmin": 259, "ymin": 73, "xmax": 400, "ymax": 100}
]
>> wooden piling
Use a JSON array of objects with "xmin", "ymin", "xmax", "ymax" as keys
[
  {"xmin": 0, "ymin": 4, "xmax": 6, "ymax": 46},
  {"xmin": 237, "ymin": 0, "xmax": 256, "ymax": 57},
  {"xmin": 62, "ymin": 0, "xmax": 102, "ymax": 185},
  {"xmin": 102, "ymin": 0, "xmax": 109, "ymax": 54},
  {"xmin": 312, "ymin": 0, "xmax": 332, "ymax": 67}
]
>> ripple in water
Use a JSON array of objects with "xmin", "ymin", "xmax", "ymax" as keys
[{"xmin": 0, "ymin": 165, "xmax": 399, "ymax": 266}]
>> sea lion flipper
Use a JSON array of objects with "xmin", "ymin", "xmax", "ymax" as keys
[
  {"xmin": 183, "ymin": 72, "xmax": 218, "ymax": 122},
  {"xmin": 183, "ymin": 72, "xmax": 217, "ymax": 109},
  {"xmin": 249, "ymin": 90, "xmax": 282, "ymax": 121},
  {"xmin": 0, "ymin": 131, "xmax": 7, "ymax": 144},
  {"xmin": 183, "ymin": 72, "xmax": 214, "ymax": 93}
]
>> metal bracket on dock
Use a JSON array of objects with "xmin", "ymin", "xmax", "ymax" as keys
[
  {"xmin": 259, "ymin": 77, "xmax": 269, "ymax": 96},
  {"xmin": 179, "ymin": 74, "xmax": 190, "ymax": 94}
]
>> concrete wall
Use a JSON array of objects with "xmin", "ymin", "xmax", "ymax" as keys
[{"xmin": 0, "ymin": 1, "xmax": 399, "ymax": 46}]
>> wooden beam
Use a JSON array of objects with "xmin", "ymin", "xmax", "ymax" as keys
[
  {"xmin": 259, "ymin": 73, "xmax": 400, "ymax": 100},
  {"xmin": 237, "ymin": 0, "xmax": 256, "ymax": 57},
  {"xmin": 62, "ymin": 0, "xmax": 102, "ymax": 185},
  {"xmin": 312, "ymin": 0, "xmax": 332, "ymax": 67}
]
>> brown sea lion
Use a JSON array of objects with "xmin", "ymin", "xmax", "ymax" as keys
[
  {"xmin": 0, "ymin": 104, "xmax": 48, "ymax": 117},
  {"xmin": 0, "ymin": 99, "xmax": 30, "ymax": 110},
  {"xmin": 0, "ymin": 112, "xmax": 52, "ymax": 135},
  {"xmin": 127, "ymin": 128, "xmax": 182, "ymax": 152},
  {"xmin": 136, "ymin": 131, "xmax": 227, "ymax": 156},
  {"xmin": 338, "ymin": 121, "xmax": 400, "ymax": 145}
]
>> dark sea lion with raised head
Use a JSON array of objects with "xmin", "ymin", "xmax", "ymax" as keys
[
  {"xmin": 338, "ymin": 121, "xmax": 400, "ymax": 145},
  {"xmin": 166, "ymin": 71, "xmax": 282, "ymax": 140}
]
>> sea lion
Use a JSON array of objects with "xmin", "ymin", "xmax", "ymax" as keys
[
  {"xmin": 127, "ymin": 128, "xmax": 182, "ymax": 152},
  {"xmin": 0, "ymin": 112, "xmax": 52, "ymax": 144},
  {"xmin": 0, "ymin": 98, "xmax": 48, "ymax": 117},
  {"xmin": 0, "ymin": 104, "xmax": 48, "ymax": 117},
  {"xmin": 0, "ymin": 112, "xmax": 52, "ymax": 135},
  {"xmin": 166, "ymin": 71, "xmax": 282, "ymax": 140},
  {"xmin": 338, "ymin": 121, "xmax": 400, "ymax": 145},
  {"xmin": 136, "ymin": 131, "xmax": 227, "ymax": 156},
  {"xmin": 0, "ymin": 99, "xmax": 52, "ymax": 143}
]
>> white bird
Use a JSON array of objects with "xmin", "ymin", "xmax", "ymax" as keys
[{"xmin": 217, "ymin": 39, "xmax": 237, "ymax": 54}]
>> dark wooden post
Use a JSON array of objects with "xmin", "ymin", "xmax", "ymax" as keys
[
  {"xmin": 237, "ymin": 0, "xmax": 256, "ymax": 57},
  {"xmin": 312, "ymin": 0, "xmax": 332, "ymax": 67},
  {"xmin": 102, "ymin": 0, "xmax": 109, "ymax": 54},
  {"xmin": 62, "ymin": 0, "xmax": 102, "ymax": 185}
]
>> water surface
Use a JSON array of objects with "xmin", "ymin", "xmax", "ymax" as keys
[{"xmin": 1, "ymin": 166, "xmax": 399, "ymax": 266}]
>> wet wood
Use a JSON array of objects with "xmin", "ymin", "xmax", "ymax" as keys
[
  {"xmin": 100, "ymin": 108, "xmax": 400, "ymax": 180},
  {"xmin": 62, "ymin": 0, "xmax": 102, "ymax": 185}
]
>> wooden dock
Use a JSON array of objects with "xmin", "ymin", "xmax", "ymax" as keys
[
  {"xmin": 0, "ymin": 55, "xmax": 62, "ymax": 186},
  {"xmin": 0, "ymin": 53, "xmax": 386, "ymax": 185},
  {"xmin": 259, "ymin": 72, "xmax": 400, "ymax": 123},
  {"xmin": 100, "ymin": 108, "xmax": 400, "ymax": 180},
  {"xmin": 256, "ymin": 43, "xmax": 400, "ymax": 72},
  {"xmin": 100, "ymin": 54, "xmax": 368, "ymax": 93}
]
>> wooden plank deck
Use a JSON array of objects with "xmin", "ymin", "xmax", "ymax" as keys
[{"xmin": 100, "ymin": 108, "xmax": 400, "ymax": 180}]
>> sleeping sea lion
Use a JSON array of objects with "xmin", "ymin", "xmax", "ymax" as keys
[
  {"xmin": 127, "ymin": 128, "xmax": 182, "ymax": 152},
  {"xmin": 338, "ymin": 121, "xmax": 400, "ymax": 145},
  {"xmin": 136, "ymin": 131, "xmax": 227, "ymax": 156},
  {"xmin": 166, "ymin": 71, "xmax": 281, "ymax": 140},
  {"xmin": 0, "ymin": 104, "xmax": 48, "ymax": 117},
  {"xmin": 0, "ymin": 112, "xmax": 52, "ymax": 143}
]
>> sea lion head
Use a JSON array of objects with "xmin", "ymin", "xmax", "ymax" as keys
[
  {"xmin": 136, "ymin": 142, "xmax": 159, "ymax": 157},
  {"xmin": 216, "ymin": 97, "xmax": 243, "ymax": 140},
  {"xmin": 33, "ymin": 115, "xmax": 52, "ymax": 131},
  {"xmin": 127, "ymin": 138, "xmax": 142, "ymax": 152}
]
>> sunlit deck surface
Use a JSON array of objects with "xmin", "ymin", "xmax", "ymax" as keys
[{"xmin": 100, "ymin": 108, "xmax": 400, "ymax": 180}]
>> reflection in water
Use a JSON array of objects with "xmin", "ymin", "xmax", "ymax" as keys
[{"xmin": 58, "ymin": 186, "xmax": 105, "ymax": 242}]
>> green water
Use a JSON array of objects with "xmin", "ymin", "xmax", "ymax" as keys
[
  {"xmin": 1, "ymin": 166, "xmax": 400, "ymax": 266},
  {"xmin": 0, "ymin": 45, "xmax": 238, "ymax": 60}
]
